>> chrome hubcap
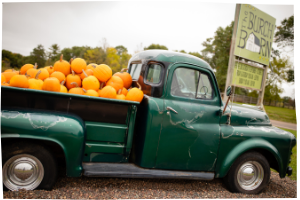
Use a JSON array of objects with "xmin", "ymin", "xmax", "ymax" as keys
[
  {"xmin": 237, "ymin": 161, "xmax": 264, "ymax": 190},
  {"xmin": 3, "ymin": 154, "xmax": 44, "ymax": 191}
]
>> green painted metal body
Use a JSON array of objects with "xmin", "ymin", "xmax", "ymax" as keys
[
  {"xmin": 1, "ymin": 108, "xmax": 85, "ymax": 177},
  {"xmin": 1, "ymin": 50, "xmax": 296, "ymax": 180}
]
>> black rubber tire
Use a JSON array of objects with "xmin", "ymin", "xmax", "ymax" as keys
[
  {"xmin": 2, "ymin": 141, "xmax": 58, "ymax": 191},
  {"xmin": 223, "ymin": 151, "xmax": 270, "ymax": 194}
]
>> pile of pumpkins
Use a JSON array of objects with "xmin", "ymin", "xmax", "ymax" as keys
[{"xmin": 1, "ymin": 55, "xmax": 144, "ymax": 103}]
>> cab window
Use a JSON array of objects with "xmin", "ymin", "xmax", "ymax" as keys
[
  {"xmin": 171, "ymin": 68, "xmax": 199, "ymax": 98},
  {"xmin": 130, "ymin": 63, "xmax": 143, "ymax": 80},
  {"xmin": 145, "ymin": 64, "xmax": 162, "ymax": 84},
  {"xmin": 171, "ymin": 67, "xmax": 214, "ymax": 99}
]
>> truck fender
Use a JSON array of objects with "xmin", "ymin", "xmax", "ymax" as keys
[
  {"xmin": 1, "ymin": 108, "xmax": 86, "ymax": 177},
  {"xmin": 215, "ymin": 138, "xmax": 283, "ymax": 178}
]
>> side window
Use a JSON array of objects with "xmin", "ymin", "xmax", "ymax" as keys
[
  {"xmin": 197, "ymin": 73, "xmax": 214, "ymax": 99},
  {"xmin": 171, "ymin": 68, "xmax": 199, "ymax": 98},
  {"xmin": 171, "ymin": 67, "xmax": 214, "ymax": 100},
  {"xmin": 146, "ymin": 64, "xmax": 162, "ymax": 84},
  {"xmin": 130, "ymin": 64, "xmax": 143, "ymax": 80}
]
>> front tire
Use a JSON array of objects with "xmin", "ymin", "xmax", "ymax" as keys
[
  {"xmin": 2, "ymin": 142, "xmax": 57, "ymax": 191},
  {"xmin": 223, "ymin": 151, "xmax": 270, "ymax": 194}
]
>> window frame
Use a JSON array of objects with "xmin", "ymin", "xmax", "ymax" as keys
[
  {"xmin": 144, "ymin": 62, "xmax": 164, "ymax": 86},
  {"xmin": 166, "ymin": 64, "xmax": 220, "ymax": 106}
]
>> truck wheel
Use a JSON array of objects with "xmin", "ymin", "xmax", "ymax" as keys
[
  {"xmin": 2, "ymin": 142, "xmax": 57, "ymax": 191},
  {"xmin": 223, "ymin": 151, "xmax": 270, "ymax": 194}
]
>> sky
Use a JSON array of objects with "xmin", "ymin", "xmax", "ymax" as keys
[{"xmin": 1, "ymin": 0, "xmax": 296, "ymax": 98}]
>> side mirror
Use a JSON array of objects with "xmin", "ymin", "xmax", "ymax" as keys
[{"xmin": 226, "ymin": 86, "xmax": 232, "ymax": 97}]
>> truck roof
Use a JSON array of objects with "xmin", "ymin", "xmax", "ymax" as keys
[{"xmin": 129, "ymin": 50, "xmax": 212, "ymax": 71}]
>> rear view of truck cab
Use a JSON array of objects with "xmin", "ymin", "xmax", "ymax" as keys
[{"xmin": 1, "ymin": 50, "xmax": 296, "ymax": 194}]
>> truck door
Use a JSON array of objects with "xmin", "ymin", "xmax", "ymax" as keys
[{"xmin": 156, "ymin": 63, "xmax": 221, "ymax": 172}]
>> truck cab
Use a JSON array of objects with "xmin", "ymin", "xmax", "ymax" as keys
[{"xmin": 1, "ymin": 50, "xmax": 296, "ymax": 194}]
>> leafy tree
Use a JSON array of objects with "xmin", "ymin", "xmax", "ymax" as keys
[
  {"xmin": 84, "ymin": 47, "xmax": 106, "ymax": 64},
  {"xmin": 106, "ymin": 47, "xmax": 121, "ymax": 73},
  {"xmin": 144, "ymin": 44, "xmax": 168, "ymax": 50},
  {"xmin": 60, "ymin": 46, "xmax": 91, "ymax": 62},
  {"xmin": 1, "ymin": 50, "xmax": 24, "ymax": 70},
  {"xmin": 287, "ymin": 69, "xmax": 294, "ymax": 83},
  {"xmin": 115, "ymin": 45, "xmax": 128, "ymax": 56},
  {"xmin": 46, "ymin": 44, "xmax": 61, "ymax": 65},
  {"xmin": 274, "ymin": 15, "xmax": 294, "ymax": 49},
  {"xmin": 201, "ymin": 21, "xmax": 234, "ymax": 92},
  {"xmin": 119, "ymin": 51, "xmax": 132, "ymax": 69},
  {"xmin": 30, "ymin": 44, "xmax": 46, "ymax": 68}
]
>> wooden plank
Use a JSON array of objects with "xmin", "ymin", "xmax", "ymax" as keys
[
  {"xmin": 234, "ymin": 59, "xmax": 265, "ymax": 69},
  {"xmin": 224, "ymin": 4, "xmax": 241, "ymax": 102}
]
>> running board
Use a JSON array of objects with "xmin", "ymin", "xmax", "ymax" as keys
[{"xmin": 82, "ymin": 163, "xmax": 214, "ymax": 180}]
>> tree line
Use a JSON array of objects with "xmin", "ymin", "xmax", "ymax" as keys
[{"xmin": 2, "ymin": 15, "xmax": 294, "ymax": 105}]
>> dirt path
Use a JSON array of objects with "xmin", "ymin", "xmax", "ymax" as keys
[
  {"xmin": 271, "ymin": 120, "xmax": 297, "ymax": 131},
  {"xmin": 3, "ymin": 171, "xmax": 296, "ymax": 199}
]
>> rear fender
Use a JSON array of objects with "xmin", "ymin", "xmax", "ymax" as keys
[{"xmin": 1, "ymin": 108, "xmax": 85, "ymax": 177}]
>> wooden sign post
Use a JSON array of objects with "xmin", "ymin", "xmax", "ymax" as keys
[{"xmin": 224, "ymin": 4, "xmax": 276, "ymax": 109}]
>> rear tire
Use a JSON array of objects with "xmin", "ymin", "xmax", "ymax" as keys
[
  {"xmin": 2, "ymin": 141, "xmax": 57, "ymax": 191},
  {"xmin": 223, "ymin": 151, "xmax": 270, "ymax": 194}
]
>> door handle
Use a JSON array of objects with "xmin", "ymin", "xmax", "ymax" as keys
[{"xmin": 167, "ymin": 106, "xmax": 178, "ymax": 114}]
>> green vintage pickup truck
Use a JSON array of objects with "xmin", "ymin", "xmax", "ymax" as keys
[{"xmin": 1, "ymin": 50, "xmax": 296, "ymax": 194}]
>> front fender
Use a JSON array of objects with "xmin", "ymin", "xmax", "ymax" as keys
[
  {"xmin": 1, "ymin": 108, "xmax": 85, "ymax": 177},
  {"xmin": 215, "ymin": 138, "xmax": 283, "ymax": 178}
]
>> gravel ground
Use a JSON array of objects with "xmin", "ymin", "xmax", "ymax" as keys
[{"xmin": 3, "ymin": 171, "xmax": 296, "ymax": 199}]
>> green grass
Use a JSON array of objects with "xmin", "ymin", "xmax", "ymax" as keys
[
  {"xmin": 233, "ymin": 102, "xmax": 297, "ymax": 124},
  {"xmin": 264, "ymin": 106, "xmax": 297, "ymax": 124}
]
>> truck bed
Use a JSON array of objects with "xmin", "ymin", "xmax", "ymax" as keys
[
  {"xmin": 2, "ymin": 86, "xmax": 139, "ymax": 163},
  {"xmin": 1, "ymin": 86, "xmax": 139, "ymax": 124}
]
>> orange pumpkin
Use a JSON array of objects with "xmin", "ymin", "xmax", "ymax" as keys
[
  {"xmin": 2, "ymin": 71, "xmax": 19, "ymax": 82},
  {"xmin": 60, "ymin": 80, "xmax": 68, "ymax": 93},
  {"xmin": 26, "ymin": 64, "xmax": 38, "ymax": 79},
  {"xmin": 86, "ymin": 63, "xmax": 97, "ymax": 71},
  {"xmin": 1, "ymin": 74, "xmax": 6, "ymax": 84},
  {"xmin": 98, "ymin": 86, "xmax": 116, "ymax": 99},
  {"xmin": 83, "ymin": 89, "xmax": 99, "ymax": 97},
  {"xmin": 80, "ymin": 69, "xmax": 94, "ymax": 80},
  {"xmin": 68, "ymin": 82, "xmax": 84, "ymax": 95},
  {"xmin": 2, "ymin": 82, "xmax": 10, "ymax": 86},
  {"xmin": 125, "ymin": 82, "xmax": 144, "ymax": 102},
  {"xmin": 116, "ymin": 89, "xmax": 126, "ymax": 100},
  {"xmin": 106, "ymin": 76, "xmax": 124, "ymax": 92},
  {"xmin": 4, "ymin": 69, "xmax": 14, "ymax": 72},
  {"xmin": 53, "ymin": 54, "xmax": 71, "ymax": 76},
  {"xmin": 82, "ymin": 75, "xmax": 100, "ymax": 91},
  {"xmin": 66, "ymin": 70, "xmax": 81, "ymax": 90},
  {"xmin": 93, "ymin": 64, "xmax": 112, "ymax": 82},
  {"xmin": 33, "ymin": 68, "xmax": 49, "ymax": 81},
  {"xmin": 114, "ymin": 68, "xmax": 132, "ymax": 89},
  {"xmin": 71, "ymin": 58, "xmax": 87, "ymax": 74},
  {"xmin": 121, "ymin": 87, "xmax": 128, "ymax": 96},
  {"xmin": 42, "ymin": 77, "xmax": 61, "ymax": 92},
  {"xmin": 20, "ymin": 64, "xmax": 34, "ymax": 75},
  {"xmin": 28, "ymin": 70, "xmax": 44, "ymax": 90},
  {"xmin": 50, "ymin": 71, "xmax": 66, "ymax": 83},
  {"xmin": 9, "ymin": 75, "xmax": 29, "ymax": 88},
  {"xmin": 45, "ymin": 66, "xmax": 55, "ymax": 75}
]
